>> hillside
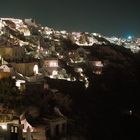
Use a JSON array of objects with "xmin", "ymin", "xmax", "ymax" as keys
[
  {"xmin": 0, "ymin": 18, "xmax": 139, "ymax": 88},
  {"xmin": 0, "ymin": 18, "xmax": 140, "ymax": 140}
]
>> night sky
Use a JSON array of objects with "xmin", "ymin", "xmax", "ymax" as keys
[{"xmin": 0, "ymin": 0, "xmax": 140, "ymax": 37}]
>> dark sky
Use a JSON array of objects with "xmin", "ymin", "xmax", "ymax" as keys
[{"xmin": 0, "ymin": 0, "xmax": 140, "ymax": 37}]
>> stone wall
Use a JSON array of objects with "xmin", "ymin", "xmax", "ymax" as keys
[{"xmin": 11, "ymin": 62, "xmax": 38, "ymax": 76}]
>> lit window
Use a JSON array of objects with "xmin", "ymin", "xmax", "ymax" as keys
[
  {"xmin": 49, "ymin": 61, "xmax": 58, "ymax": 67},
  {"xmin": 52, "ymin": 70, "xmax": 58, "ymax": 76}
]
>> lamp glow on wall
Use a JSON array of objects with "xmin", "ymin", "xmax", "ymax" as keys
[{"xmin": 33, "ymin": 65, "xmax": 39, "ymax": 75}]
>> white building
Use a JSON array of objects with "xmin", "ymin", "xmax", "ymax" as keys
[{"xmin": 0, "ymin": 65, "xmax": 11, "ymax": 72}]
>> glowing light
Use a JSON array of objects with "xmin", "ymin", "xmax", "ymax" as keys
[
  {"xmin": 59, "ymin": 55, "xmax": 64, "ymax": 59},
  {"xmin": 52, "ymin": 70, "xmax": 58, "ymax": 76},
  {"xmin": 50, "ymin": 75, "xmax": 53, "ymax": 78},
  {"xmin": 16, "ymin": 80, "xmax": 25, "ymax": 89},
  {"xmin": 93, "ymin": 33, "xmax": 97, "ymax": 36},
  {"xmin": 85, "ymin": 80, "xmax": 89, "ymax": 88},
  {"xmin": 67, "ymin": 78, "xmax": 71, "ymax": 81},
  {"xmin": 49, "ymin": 61, "xmax": 58, "ymax": 67},
  {"xmin": 1, "ymin": 124, "xmax": 7, "ymax": 130},
  {"xmin": 129, "ymin": 110, "xmax": 132, "ymax": 116},
  {"xmin": 93, "ymin": 61, "xmax": 103, "ymax": 67},
  {"xmin": 23, "ymin": 30, "xmax": 31, "ymax": 36},
  {"xmin": 128, "ymin": 36, "xmax": 132, "ymax": 40},
  {"xmin": 33, "ymin": 65, "xmax": 38, "ymax": 75},
  {"xmin": 56, "ymin": 53, "xmax": 60, "ymax": 56}
]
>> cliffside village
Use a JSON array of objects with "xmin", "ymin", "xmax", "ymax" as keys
[
  {"xmin": 0, "ymin": 18, "xmax": 105, "ymax": 140},
  {"xmin": 0, "ymin": 18, "xmax": 105, "ymax": 89},
  {"xmin": 0, "ymin": 18, "xmax": 139, "ymax": 140}
]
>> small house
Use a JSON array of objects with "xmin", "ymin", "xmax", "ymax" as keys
[
  {"xmin": 0, "ymin": 65, "xmax": 11, "ymax": 79},
  {"xmin": 90, "ymin": 61, "xmax": 103, "ymax": 75},
  {"xmin": 42, "ymin": 58, "xmax": 59, "ymax": 75}
]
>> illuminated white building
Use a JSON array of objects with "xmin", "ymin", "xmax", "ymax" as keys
[
  {"xmin": 42, "ymin": 59, "xmax": 59, "ymax": 76},
  {"xmin": 0, "ymin": 65, "xmax": 11, "ymax": 79},
  {"xmin": 20, "ymin": 114, "xmax": 34, "ymax": 132},
  {"xmin": 0, "ymin": 19, "xmax": 4, "ymax": 28},
  {"xmin": 43, "ymin": 59, "xmax": 59, "ymax": 68},
  {"xmin": 90, "ymin": 61, "xmax": 104, "ymax": 75},
  {"xmin": 0, "ymin": 18, "xmax": 31, "ymax": 36},
  {"xmin": 16, "ymin": 80, "xmax": 26, "ymax": 90},
  {"xmin": 33, "ymin": 64, "xmax": 39, "ymax": 75},
  {"xmin": 0, "ymin": 65, "xmax": 10, "ymax": 72}
]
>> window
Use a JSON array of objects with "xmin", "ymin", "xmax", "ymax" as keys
[
  {"xmin": 11, "ymin": 126, "xmax": 14, "ymax": 133},
  {"xmin": 14, "ymin": 127, "xmax": 18, "ymax": 133}
]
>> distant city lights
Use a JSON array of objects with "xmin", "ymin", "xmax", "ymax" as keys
[{"xmin": 128, "ymin": 36, "xmax": 132, "ymax": 40}]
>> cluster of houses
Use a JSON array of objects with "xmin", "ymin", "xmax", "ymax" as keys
[
  {"xmin": 0, "ymin": 51, "xmax": 104, "ymax": 90},
  {"xmin": 0, "ymin": 112, "xmax": 67, "ymax": 140},
  {"xmin": 0, "ymin": 35, "xmax": 104, "ymax": 89},
  {"xmin": 0, "ymin": 18, "xmax": 107, "ymax": 140},
  {"xmin": 0, "ymin": 18, "xmax": 33, "ymax": 37}
]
